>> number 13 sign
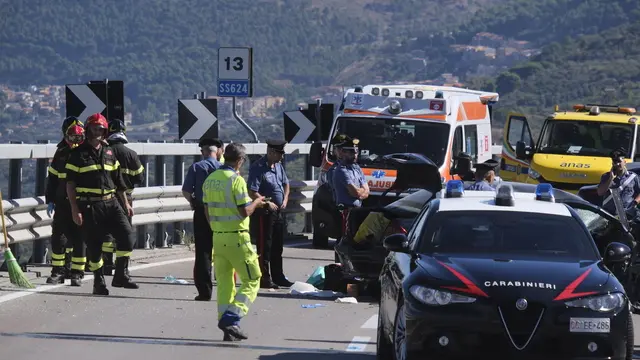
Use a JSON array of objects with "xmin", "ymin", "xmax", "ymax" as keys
[{"xmin": 217, "ymin": 47, "xmax": 253, "ymax": 97}]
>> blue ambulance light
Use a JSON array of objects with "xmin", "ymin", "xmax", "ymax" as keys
[
  {"xmin": 445, "ymin": 180, "xmax": 464, "ymax": 198},
  {"xmin": 495, "ymin": 184, "xmax": 515, "ymax": 206},
  {"xmin": 535, "ymin": 183, "xmax": 555, "ymax": 202}
]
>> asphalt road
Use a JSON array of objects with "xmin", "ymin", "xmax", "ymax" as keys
[
  {"xmin": 0, "ymin": 244, "xmax": 377, "ymax": 360},
  {"xmin": 1, "ymin": 242, "xmax": 640, "ymax": 359}
]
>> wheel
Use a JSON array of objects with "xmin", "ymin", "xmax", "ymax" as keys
[
  {"xmin": 312, "ymin": 227, "xmax": 329, "ymax": 249},
  {"xmin": 376, "ymin": 302, "xmax": 393, "ymax": 359},
  {"xmin": 393, "ymin": 303, "xmax": 407, "ymax": 360},
  {"xmin": 626, "ymin": 309, "xmax": 634, "ymax": 360}
]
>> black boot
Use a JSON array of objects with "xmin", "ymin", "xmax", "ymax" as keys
[
  {"xmin": 271, "ymin": 256, "xmax": 294, "ymax": 287},
  {"xmin": 103, "ymin": 252, "xmax": 114, "ymax": 276},
  {"xmin": 259, "ymin": 260, "xmax": 278, "ymax": 289},
  {"xmin": 46, "ymin": 266, "xmax": 66, "ymax": 284},
  {"xmin": 69, "ymin": 270, "xmax": 83, "ymax": 287},
  {"xmin": 92, "ymin": 268, "xmax": 109, "ymax": 295},
  {"xmin": 112, "ymin": 257, "xmax": 139, "ymax": 289}
]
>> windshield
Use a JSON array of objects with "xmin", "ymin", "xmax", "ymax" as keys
[
  {"xmin": 329, "ymin": 116, "xmax": 450, "ymax": 168},
  {"xmin": 537, "ymin": 119, "xmax": 634, "ymax": 157},
  {"xmin": 419, "ymin": 211, "xmax": 599, "ymax": 260}
]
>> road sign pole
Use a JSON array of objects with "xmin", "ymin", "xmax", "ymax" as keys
[
  {"xmin": 315, "ymin": 99, "xmax": 323, "ymax": 143},
  {"xmin": 232, "ymin": 96, "xmax": 258, "ymax": 143}
]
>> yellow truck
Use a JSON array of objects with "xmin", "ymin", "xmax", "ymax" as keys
[{"xmin": 500, "ymin": 104, "xmax": 638, "ymax": 193}]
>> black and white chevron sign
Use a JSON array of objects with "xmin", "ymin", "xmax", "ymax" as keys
[
  {"xmin": 283, "ymin": 103, "xmax": 334, "ymax": 143},
  {"xmin": 65, "ymin": 80, "xmax": 124, "ymax": 122},
  {"xmin": 178, "ymin": 99, "xmax": 219, "ymax": 140}
]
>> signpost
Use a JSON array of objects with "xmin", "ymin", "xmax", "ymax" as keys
[{"xmin": 217, "ymin": 47, "xmax": 253, "ymax": 97}]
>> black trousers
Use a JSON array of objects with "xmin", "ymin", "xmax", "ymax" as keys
[
  {"xmin": 51, "ymin": 200, "xmax": 85, "ymax": 271},
  {"xmin": 250, "ymin": 208, "xmax": 286, "ymax": 282},
  {"xmin": 78, "ymin": 197, "xmax": 135, "ymax": 272},
  {"xmin": 193, "ymin": 204, "xmax": 213, "ymax": 298},
  {"xmin": 102, "ymin": 193, "xmax": 133, "ymax": 255}
]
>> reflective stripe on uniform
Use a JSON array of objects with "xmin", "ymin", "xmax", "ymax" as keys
[
  {"xmin": 218, "ymin": 293, "xmax": 253, "ymax": 317},
  {"xmin": 71, "ymin": 257, "xmax": 87, "ymax": 271},
  {"xmin": 603, "ymin": 173, "xmax": 637, "ymax": 206},
  {"xmin": 51, "ymin": 252, "xmax": 65, "ymax": 267},
  {"xmin": 88, "ymin": 258, "xmax": 104, "ymax": 272},
  {"xmin": 48, "ymin": 166, "xmax": 67, "ymax": 178},
  {"xmin": 122, "ymin": 165, "xmax": 144, "ymax": 176},
  {"xmin": 202, "ymin": 169, "xmax": 252, "ymax": 232},
  {"xmin": 65, "ymin": 161, "xmax": 120, "ymax": 173}
]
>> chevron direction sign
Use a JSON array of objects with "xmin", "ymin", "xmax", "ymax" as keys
[
  {"xmin": 178, "ymin": 99, "xmax": 219, "ymax": 140},
  {"xmin": 283, "ymin": 103, "xmax": 334, "ymax": 143},
  {"xmin": 65, "ymin": 80, "xmax": 124, "ymax": 123}
]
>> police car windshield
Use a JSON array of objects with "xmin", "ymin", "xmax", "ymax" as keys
[
  {"xmin": 537, "ymin": 120, "xmax": 633, "ymax": 157},
  {"xmin": 330, "ymin": 117, "xmax": 450, "ymax": 168},
  {"xmin": 419, "ymin": 211, "xmax": 599, "ymax": 260}
]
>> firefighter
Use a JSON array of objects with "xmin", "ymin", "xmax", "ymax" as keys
[
  {"xmin": 181, "ymin": 138, "xmax": 223, "ymax": 301},
  {"xmin": 45, "ymin": 117, "xmax": 87, "ymax": 286},
  {"xmin": 202, "ymin": 143, "xmax": 266, "ymax": 341},
  {"xmin": 101, "ymin": 119, "xmax": 145, "ymax": 275},
  {"xmin": 248, "ymin": 139, "xmax": 293, "ymax": 289},
  {"xmin": 65, "ymin": 113, "xmax": 138, "ymax": 296}
]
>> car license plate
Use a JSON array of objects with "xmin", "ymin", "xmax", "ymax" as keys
[{"xmin": 569, "ymin": 318, "xmax": 610, "ymax": 333}]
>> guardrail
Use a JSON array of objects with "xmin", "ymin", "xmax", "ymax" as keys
[{"xmin": 0, "ymin": 180, "xmax": 316, "ymax": 248}]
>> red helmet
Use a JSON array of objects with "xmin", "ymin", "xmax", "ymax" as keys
[
  {"xmin": 86, "ymin": 113, "xmax": 108, "ymax": 129},
  {"xmin": 65, "ymin": 124, "xmax": 86, "ymax": 148}
]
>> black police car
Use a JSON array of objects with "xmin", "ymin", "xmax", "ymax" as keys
[{"xmin": 376, "ymin": 181, "xmax": 634, "ymax": 360}]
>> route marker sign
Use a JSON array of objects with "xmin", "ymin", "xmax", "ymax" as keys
[{"xmin": 217, "ymin": 47, "xmax": 253, "ymax": 97}]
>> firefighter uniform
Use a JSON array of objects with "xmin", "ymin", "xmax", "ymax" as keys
[
  {"xmin": 102, "ymin": 119, "xmax": 145, "ymax": 275},
  {"xmin": 65, "ymin": 113, "xmax": 138, "ymax": 296},
  {"xmin": 45, "ymin": 117, "xmax": 86, "ymax": 285},
  {"xmin": 248, "ymin": 139, "xmax": 293, "ymax": 289},
  {"xmin": 203, "ymin": 143, "xmax": 264, "ymax": 341}
]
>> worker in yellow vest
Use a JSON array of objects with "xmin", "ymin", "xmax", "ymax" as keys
[{"xmin": 202, "ymin": 142, "xmax": 266, "ymax": 341}]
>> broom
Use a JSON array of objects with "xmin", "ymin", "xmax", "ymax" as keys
[{"xmin": 0, "ymin": 190, "xmax": 35, "ymax": 289}]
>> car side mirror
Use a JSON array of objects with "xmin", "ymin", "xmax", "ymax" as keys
[
  {"xmin": 515, "ymin": 141, "xmax": 532, "ymax": 160},
  {"xmin": 309, "ymin": 142, "xmax": 324, "ymax": 168},
  {"xmin": 383, "ymin": 233, "xmax": 412, "ymax": 254},
  {"xmin": 603, "ymin": 242, "xmax": 631, "ymax": 264}
]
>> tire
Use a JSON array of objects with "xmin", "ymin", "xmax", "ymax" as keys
[
  {"xmin": 376, "ymin": 302, "xmax": 394, "ymax": 360},
  {"xmin": 393, "ymin": 302, "xmax": 407, "ymax": 360},
  {"xmin": 626, "ymin": 309, "xmax": 634, "ymax": 360}
]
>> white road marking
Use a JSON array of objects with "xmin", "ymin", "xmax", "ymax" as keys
[
  {"xmin": 284, "ymin": 241, "xmax": 311, "ymax": 248},
  {"xmin": 345, "ymin": 336, "xmax": 372, "ymax": 352},
  {"xmin": 361, "ymin": 314, "xmax": 378, "ymax": 329},
  {"xmin": 0, "ymin": 257, "xmax": 195, "ymax": 305}
]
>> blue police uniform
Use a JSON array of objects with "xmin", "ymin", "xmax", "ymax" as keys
[
  {"xmin": 333, "ymin": 163, "xmax": 366, "ymax": 207},
  {"xmin": 465, "ymin": 180, "xmax": 495, "ymax": 191},
  {"xmin": 464, "ymin": 160, "xmax": 499, "ymax": 191},
  {"xmin": 326, "ymin": 160, "xmax": 341, "ymax": 197},
  {"xmin": 600, "ymin": 171, "xmax": 640, "ymax": 217},
  {"xmin": 247, "ymin": 140, "xmax": 293, "ymax": 288},
  {"xmin": 181, "ymin": 138, "xmax": 223, "ymax": 300}
]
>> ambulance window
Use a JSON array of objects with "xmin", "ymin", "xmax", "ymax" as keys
[
  {"xmin": 452, "ymin": 126, "xmax": 463, "ymax": 157},
  {"xmin": 464, "ymin": 125, "xmax": 478, "ymax": 162}
]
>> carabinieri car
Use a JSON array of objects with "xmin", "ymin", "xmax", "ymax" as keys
[{"xmin": 376, "ymin": 181, "xmax": 634, "ymax": 360}]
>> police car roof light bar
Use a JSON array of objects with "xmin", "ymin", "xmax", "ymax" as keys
[
  {"xmin": 495, "ymin": 184, "xmax": 515, "ymax": 206},
  {"xmin": 535, "ymin": 183, "xmax": 555, "ymax": 202},
  {"xmin": 445, "ymin": 180, "xmax": 464, "ymax": 198}
]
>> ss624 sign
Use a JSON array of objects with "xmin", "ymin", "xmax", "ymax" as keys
[{"xmin": 217, "ymin": 47, "xmax": 253, "ymax": 97}]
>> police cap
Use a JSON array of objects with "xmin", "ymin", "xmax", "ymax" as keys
[
  {"xmin": 332, "ymin": 133, "xmax": 348, "ymax": 144},
  {"xmin": 199, "ymin": 138, "xmax": 223, "ymax": 148},
  {"xmin": 455, "ymin": 152, "xmax": 472, "ymax": 161},
  {"xmin": 336, "ymin": 137, "xmax": 359, "ymax": 150},
  {"xmin": 611, "ymin": 147, "xmax": 627, "ymax": 161},
  {"xmin": 474, "ymin": 159, "xmax": 500, "ymax": 172},
  {"xmin": 267, "ymin": 139, "xmax": 287, "ymax": 153}
]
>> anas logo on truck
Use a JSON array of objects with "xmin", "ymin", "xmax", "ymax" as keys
[
  {"xmin": 372, "ymin": 170, "xmax": 386, "ymax": 178},
  {"xmin": 559, "ymin": 163, "xmax": 591, "ymax": 169}
]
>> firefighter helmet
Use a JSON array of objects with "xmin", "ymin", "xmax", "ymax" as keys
[
  {"xmin": 86, "ymin": 113, "xmax": 108, "ymax": 129},
  {"xmin": 61, "ymin": 116, "xmax": 83, "ymax": 134},
  {"xmin": 65, "ymin": 123, "xmax": 85, "ymax": 148},
  {"xmin": 109, "ymin": 119, "xmax": 126, "ymax": 134}
]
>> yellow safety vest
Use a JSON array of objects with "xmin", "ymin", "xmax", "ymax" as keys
[{"xmin": 202, "ymin": 167, "xmax": 253, "ymax": 232}]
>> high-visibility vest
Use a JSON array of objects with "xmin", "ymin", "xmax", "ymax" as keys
[{"xmin": 202, "ymin": 167, "xmax": 253, "ymax": 232}]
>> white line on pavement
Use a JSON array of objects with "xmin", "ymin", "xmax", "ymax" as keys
[
  {"xmin": 361, "ymin": 314, "xmax": 378, "ymax": 329},
  {"xmin": 0, "ymin": 257, "xmax": 195, "ymax": 305},
  {"xmin": 345, "ymin": 336, "xmax": 372, "ymax": 352}
]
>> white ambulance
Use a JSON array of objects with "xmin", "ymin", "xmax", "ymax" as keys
[{"xmin": 307, "ymin": 84, "xmax": 500, "ymax": 248}]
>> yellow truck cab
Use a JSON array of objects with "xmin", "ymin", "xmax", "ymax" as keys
[
  {"xmin": 307, "ymin": 84, "xmax": 500, "ymax": 248},
  {"xmin": 501, "ymin": 104, "xmax": 638, "ymax": 193}
]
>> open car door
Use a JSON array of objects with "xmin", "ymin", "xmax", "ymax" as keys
[
  {"xmin": 501, "ymin": 113, "xmax": 534, "ymax": 183},
  {"xmin": 379, "ymin": 153, "xmax": 443, "ymax": 198}
]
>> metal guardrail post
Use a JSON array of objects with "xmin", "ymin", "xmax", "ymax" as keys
[
  {"xmin": 33, "ymin": 139, "xmax": 50, "ymax": 264},
  {"xmin": 173, "ymin": 139, "xmax": 185, "ymax": 244},
  {"xmin": 155, "ymin": 142, "xmax": 167, "ymax": 248},
  {"xmin": 137, "ymin": 151, "xmax": 149, "ymax": 248}
]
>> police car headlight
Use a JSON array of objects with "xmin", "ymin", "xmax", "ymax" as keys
[
  {"xmin": 409, "ymin": 285, "xmax": 476, "ymax": 305},
  {"xmin": 528, "ymin": 168, "xmax": 541, "ymax": 180},
  {"xmin": 565, "ymin": 293, "xmax": 626, "ymax": 312}
]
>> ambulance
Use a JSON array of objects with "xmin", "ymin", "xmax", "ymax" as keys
[
  {"xmin": 307, "ymin": 84, "xmax": 500, "ymax": 248},
  {"xmin": 501, "ymin": 104, "xmax": 639, "ymax": 193}
]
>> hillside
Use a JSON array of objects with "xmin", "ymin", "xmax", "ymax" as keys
[
  {"xmin": 0, "ymin": 0, "xmax": 499, "ymax": 122},
  {"xmin": 482, "ymin": 21, "xmax": 640, "ymax": 137}
]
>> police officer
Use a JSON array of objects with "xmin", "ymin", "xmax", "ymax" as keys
[
  {"xmin": 326, "ymin": 133, "xmax": 347, "ymax": 198},
  {"xmin": 248, "ymin": 139, "xmax": 293, "ymax": 289},
  {"xmin": 45, "ymin": 117, "xmax": 87, "ymax": 286},
  {"xmin": 181, "ymin": 138, "xmax": 223, "ymax": 301},
  {"xmin": 65, "ymin": 113, "xmax": 138, "ymax": 295},
  {"xmin": 597, "ymin": 148, "xmax": 640, "ymax": 218},
  {"xmin": 331, "ymin": 137, "xmax": 369, "ymax": 208},
  {"xmin": 465, "ymin": 159, "xmax": 499, "ymax": 190},
  {"xmin": 100, "ymin": 119, "xmax": 145, "ymax": 275},
  {"xmin": 202, "ymin": 143, "xmax": 267, "ymax": 341},
  {"xmin": 454, "ymin": 152, "xmax": 475, "ymax": 181}
]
